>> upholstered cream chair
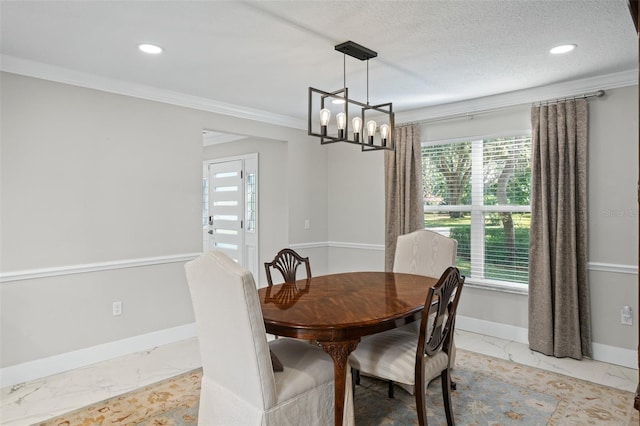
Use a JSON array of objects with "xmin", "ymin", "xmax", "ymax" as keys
[
  {"xmin": 350, "ymin": 267, "xmax": 465, "ymax": 426},
  {"xmin": 185, "ymin": 251, "xmax": 354, "ymax": 426},
  {"xmin": 393, "ymin": 229, "xmax": 458, "ymax": 279}
]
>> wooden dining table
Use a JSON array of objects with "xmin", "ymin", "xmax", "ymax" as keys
[{"xmin": 258, "ymin": 271, "xmax": 438, "ymax": 426}]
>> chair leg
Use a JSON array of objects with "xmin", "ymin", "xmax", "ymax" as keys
[
  {"xmin": 441, "ymin": 368, "xmax": 454, "ymax": 426},
  {"xmin": 415, "ymin": 372, "xmax": 427, "ymax": 426},
  {"xmin": 388, "ymin": 380, "xmax": 395, "ymax": 398}
]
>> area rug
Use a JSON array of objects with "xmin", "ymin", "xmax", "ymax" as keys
[{"xmin": 38, "ymin": 349, "xmax": 638, "ymax": 425}]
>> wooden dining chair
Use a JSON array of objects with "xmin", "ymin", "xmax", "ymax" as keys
[
  {"xmin": 264, "ymin": 248, "xmax": 311, "ymax": 286},
  {"xmin": 350, "ymin": 266, "xmax": 465, "ymax": 426},
  {"xmin": 185, "ymin": 251, "xmax": 354, "ymax": 425},
  {"xmin": 392, "ymin": 228, "xmax": 459, "ymax": 393}
]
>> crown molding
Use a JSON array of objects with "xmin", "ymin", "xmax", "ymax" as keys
[
  {"xmin": 0, "ymin": 55, "xmax": 306, "ymax": 130},
  {"xmin": 397, "ymin": 69, "xmax": 639, "ymax": 123},
  {"xmin": 3, "ymin": 54, "xmax": 636, "ymax": 130}
]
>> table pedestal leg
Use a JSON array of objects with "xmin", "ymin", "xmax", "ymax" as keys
[{"xmin": 319, "ymin": 340, "xmax": 359, "ymax": 426}]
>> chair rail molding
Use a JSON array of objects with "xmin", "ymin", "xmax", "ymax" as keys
[
  {"xmin": 588, "ymin": 261, "xmax": 638, "ymax": 275},
  {"xmin": 0, "ymin": 253, "xmax": 202, "ymax": 283},
  {"xmin": 289, "ymin": 241, "xmax": 385, "ymax": 251},
  {"xmin": 291, "ymin": 241, "xmax": 639, "ymax": 274}
]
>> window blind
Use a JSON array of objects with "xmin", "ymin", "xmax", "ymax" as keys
[{"xmin": 422, "ymin": 136, "xmax": 531, "ymax": 284}]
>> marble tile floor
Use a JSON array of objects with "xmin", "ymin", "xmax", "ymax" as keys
[{"xmin": 1, "ymin": 330, "xmax": 637, "ymax": 426}]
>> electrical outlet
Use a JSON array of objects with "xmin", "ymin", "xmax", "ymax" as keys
[
  {"xmin": 304, "ymin": 219, "xmax": 310, "ymax": 229},
  {"xmin": 621, "ymin": 306, "xmax": 632, "ymax": 326},
  {"xmin": 112, "ymin": 301, "xmax": 122, "ymax": 316}
]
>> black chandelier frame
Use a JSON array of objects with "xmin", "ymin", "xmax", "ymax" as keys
[{"xmin": 307, "ymin": 41, "xmax": 395, "ymax": 152}]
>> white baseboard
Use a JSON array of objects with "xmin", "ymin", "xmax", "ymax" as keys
[
  {"xmin": 592, "ymin": 343, "xmax": 637, "ymax": 370},
  {"xmin": 0, "ymin": 323, "xmax": 197, "ymax": 388},
  {"xmin": 2, "ymin": 317, "xmax": 635, "ymax": 388},
  {"xmin": 456, "ymin": 315, "xmax": 636, "ymax": 369},
  {"xmin": 456, "ymin": 315, "xmax": 529, "ymax": 344}
]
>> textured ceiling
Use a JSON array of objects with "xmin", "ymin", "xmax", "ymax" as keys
[{"xmin": 1, "ymin": 0, "xmax": 637, "ymax": 125}]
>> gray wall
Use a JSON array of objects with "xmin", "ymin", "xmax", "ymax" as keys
[
  {"xmin": 2, "ymin": 73, "xmax": 199, "ymax": 367},
  {"xmin": 1, "ymin": 71, "xmax": 637, "ymax": 375},
  {"xmin": 327, "ymin": 142, "xmax": 386, "ymax": 272},
  {"xmin": 587, "ymin": 86, "xmax": 639, "ymax": 353},
  {"xmin": 0, "ymin": 72, "xmax": 327, "ymax": 368}
]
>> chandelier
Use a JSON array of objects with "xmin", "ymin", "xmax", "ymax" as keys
[{"xmin": 308, "ymin": 41, "xmax": 394, "ymax": 151}]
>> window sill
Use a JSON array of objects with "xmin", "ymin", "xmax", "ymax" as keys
[{"xmin": 464, "ymin": 278, "xmax": 528, "ymax": 295}]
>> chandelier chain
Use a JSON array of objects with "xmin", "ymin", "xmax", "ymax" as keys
[
  {"xmin": 343, "ymin": 53, "xmax": 346, "ymax": 91},
  {"xmin": 366, "ymin": 60, "xmax": 370, "ymax": 106}
]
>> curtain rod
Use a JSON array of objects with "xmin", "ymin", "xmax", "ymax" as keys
[
  {"xmin": 532, "ymin": 89, "xmax": 605, "ymax": 107},
  {"xmin": 402, "ymin": 89, "xmax": 606, "ymax": 125}
]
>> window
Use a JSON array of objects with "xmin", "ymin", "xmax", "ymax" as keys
[
  {"xmin": 202, "ymin": 177, "xmax": 209, "ymax": 227},
  {"xmin": 422, "ymin": 135, "xmax": 531, "ymax": 288},
  {"xmin": 246, "ymin": 173, "xmax": 257, "ymax": 232}
]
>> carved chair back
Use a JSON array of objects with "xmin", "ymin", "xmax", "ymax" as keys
[{"xmin": 264, "ymin": 248, "xmax": 312, "ymax": 286}]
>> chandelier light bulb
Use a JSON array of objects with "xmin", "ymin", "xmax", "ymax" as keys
[
  {"xmin": 366, "ymin": 120, "xmax": 377, "ymax": 145},
  {"xmin": 366, "ymin": 120, "xmax": 377, "ymax": 135},
  {"xmin": 352, "ymin": 116, "xmax": 362, "ymax": 142},
  {"xmin": 320, "ymin": 108, "xmax": 331, "ymax": 126},
  {"xmin": 379, "ymin": 124, "xmax": 390, "ymax": 147},
  {"xmin": 336, "ymin": 112, "xmax": 346, "ymax": 138},
  {"xmin": 352, "ymin": 116, "xmax": 362, "ymax": 132},
  {"xmin": 319, "ymin": 108, "xmax": 331, "ymax": 136}
]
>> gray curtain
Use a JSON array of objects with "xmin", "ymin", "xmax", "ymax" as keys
[
  {"xmin": 528, "ymin": 99, "xmax": 592, "ymax": 359},
  {"xmin": 384, "ymin": 124, "xmax": 423, "ymax": 272}
]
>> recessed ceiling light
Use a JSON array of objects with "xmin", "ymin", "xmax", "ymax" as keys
[
  {"xmin": 550, "ymin": 44, "xmax": 576, "ymax": 55},
  {"xmin": 138, "ymin": 44, "xmax": 163, "ymax": 54}
]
